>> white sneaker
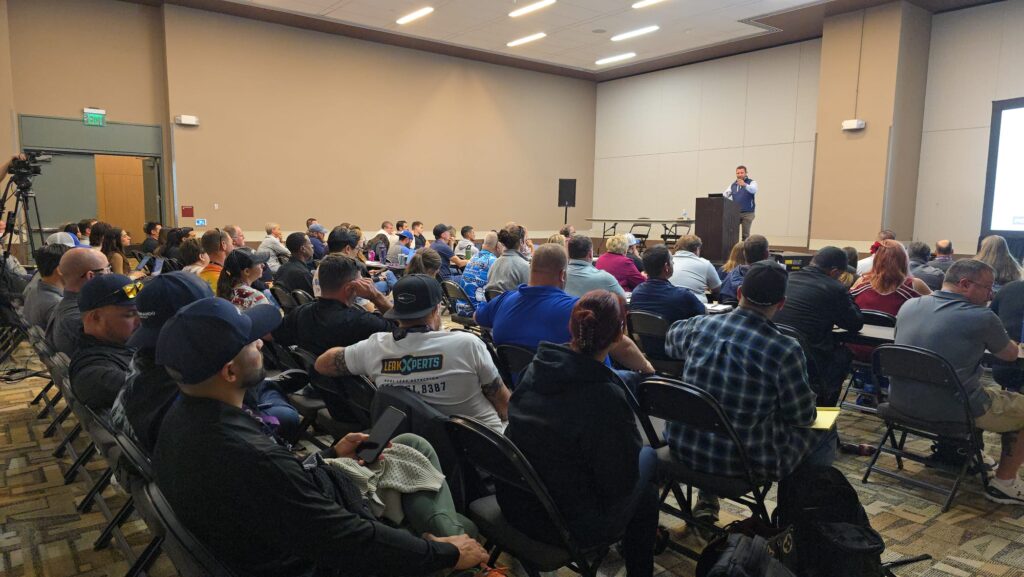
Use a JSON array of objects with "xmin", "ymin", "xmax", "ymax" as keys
[
  {"xmin": 985, "ymin": 478, "xmax": 1024, "ymax": 505},
  {"xmin": 982, "ymin": 453, "xmax": 997, "ymax": 469}
]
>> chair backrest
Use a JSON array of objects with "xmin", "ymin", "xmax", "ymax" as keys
[
  {"xmin": 625, "ymin": 310, "xmax": 675, "ymax": 363},
  {"xmin": 484, "ymin": 287, "xmax": 504, "ymax": 302},
  {"xmin": 446, "ymin": 416, "xmax": 583, "ymax": 555},
  {"xmin": 113, "ymin": 430, "xmax": 155, "ymax": 484},
  {"xmin": 775, "ymin": 323, "xmax": 820, "ymax": 373},
  {"xmin": 310, "ymin": 371, "xmax": 375, "ymax": 429},
  {"xmin": 292, "ymin": 289, "xmax": 314, "ymax": 305},
  {"xmin": 637, "ymin": 377, "xmax": 761, "ymax": 484},
  {"xmin": 261, "ymin": 339, "xmax": 301, "ymax": 372},
  {"xmin": 137, "ymin": 482, "xmax": 239, "ymax": 577},
  {"xmin": 861, "ymin": 309, "xmax": 897, "ymax": 327},
  {"xmin": 370, "ymin": 386, "xmax": 459, "ymax": 476},
  {"xmin": 629, "ymin": 223, "xmax": 652, "ymax": 237},
  {"xmin": 441, "ymin": 280, "xmax": 475, "ymax": 313},
  {"xmin": 496, "ymin": 344, "xmax": 534, "ymax": 383},
  {"xmin": 872, "ymin": 344, "xmax": 976, "ymax": 426},
  {"xmin": 269, "ymin": 286, "xmax": 298, "ymax": 313}
]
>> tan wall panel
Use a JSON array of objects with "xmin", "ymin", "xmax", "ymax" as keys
[
  {"xmin": 0, "ymin": 0, "xmax": 15, "ymax": 158},
  {"xmin": 163, "ymin": 5, "xmax": 596, "ymax": 234}
]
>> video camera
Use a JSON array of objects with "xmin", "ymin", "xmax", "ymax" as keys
[{"xmin": 7, "ymin": 152, "xmax": 48, "ymax": 191}]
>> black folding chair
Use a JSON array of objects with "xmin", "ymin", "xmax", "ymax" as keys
[
  {"xmin": 637, "ymin": 377, "xmax": 773, "ymax": 558},
  {"xmin": 446, "ymin": 416, "xmax": 613, "ymax": 577},
  {"xmin": 484, "ymin": 287, "xmax": 505, "ymax": 302},
  {"xmin": 838, "ymin": 310, "xmax": 897, "ymax": 414},
  {"xmin": 776, "ymin": 323, "xmax": 835, "ymax": 406},
  {"xmin": 292, "ymin": 289, "xmax": 314, "ymax": 305},
  {"xmin": 626, "ymin": 311, "xmax": 682, "ymax": 376},
  {"xmin": 628, "ymin": 222, "xmax": 652, "ymax": 254},
  {"xmin": 441, "ymin": 280, "xmax": 478, "ymax": 330},
  {"xmin": 270, "ymin": 285, "xmax": 298, "ymax": 314},
  {"xmin": 862, "ymin": 344, "xmax": 990, "ymax": 512},
  {"xmin": 495, "ymin": 344, "xmax": 534, "ymax": 385}
]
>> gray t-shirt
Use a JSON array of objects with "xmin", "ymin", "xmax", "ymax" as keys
[
  {"xmin": 24, "ymin": 280, "xmax": 63, "ymax": 329},
  {"xmin": 892, "ymin": 291, "xmax": 1012, "ymax": 419},
  {"xmin": 564, "ymin": 259, "xmax": 625, "ymax": 298},
  {"xmin": 45, "ymin": 291, "xmax": 83, "ymax": 355},
  {"xmin": 485, "ymin": 251, "xmax": 530, "ymax": 293},
  {"xmin": 668, "ymin": 251, "xmax": 721, "ymax": 303}
]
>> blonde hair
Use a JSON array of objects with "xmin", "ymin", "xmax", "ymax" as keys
[
  {"xmin": 721, "ymin": 242, "xmax": 745, "ymax": 274},
  {"xmin": 265, "ymin": 222, "xmax": 279, "ymax": 235},
  {"xmin": 605, "ymin": 234, "xmax": 629, "ymax": 255},
  {"xmin": 546, "ymin": 233, "xmax": 566, "ymax": 245},
  {"xmin": 975, "ymin": 235, "xmax": 1022, "ymax": 286}
]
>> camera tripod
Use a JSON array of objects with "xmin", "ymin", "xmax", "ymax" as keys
[{"xmin": 0, "ymin": 177, "xmax": 46, "ymax": 273}]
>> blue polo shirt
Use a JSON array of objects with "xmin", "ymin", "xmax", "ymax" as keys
[
  {"xmin": 431, "ymin": 240, "xmax": 457, "ymax": 281},
  {"xmin": 474, "ymin": 284, "xmax": 578, "ymax": 349},
  {"xmin": 629, "ymin": 278, "xmax": 706, "ymax": 360}
]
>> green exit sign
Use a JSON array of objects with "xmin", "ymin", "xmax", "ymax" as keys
[{"xmin": 83, "ymin": 108, "xmax": 106, "ymax": 127}]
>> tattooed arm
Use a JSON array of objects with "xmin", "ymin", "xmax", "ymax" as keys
[
  {"xmin": 315, "ymin": 347, "xmax": 351, "ymax": 377},
  {"xmin": 481, "ymin": 376, "xmax": 511, "ymax": 421}
]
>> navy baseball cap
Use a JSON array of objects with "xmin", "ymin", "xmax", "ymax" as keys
[
  {"xmin": 385, "ymin": 274, "xmax": 443, "ymax": 320},
  {"xmin": 398, "ymin": 230, "xmax": 414, "ymax": 241},
  {"xmin": 128, "ymin": 272, "xmax": 214, "ymax": 350},
  {"xmin": 156, "ymin": 297, "xmax": 282, "ymax": 385},
  {"xmin": 79, "ymin": 274, "xmax": 140, "ymax": 313},
  {"xmin": 740, "ymin": 260, "xmax": 788, "ymax": 307}
]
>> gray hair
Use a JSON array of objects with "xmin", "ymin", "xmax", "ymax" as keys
[{"xmin": 944, "ymin": 259, "xmax": 993, "ymax": 285}]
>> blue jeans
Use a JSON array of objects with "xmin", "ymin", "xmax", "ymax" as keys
[
  {"xmin": 374, "ymin": 271, "xmax": 399, "ymax": 295},
  {"xmin": 247, "ymin": 381, "xmax": 301, "ymax": 440}
]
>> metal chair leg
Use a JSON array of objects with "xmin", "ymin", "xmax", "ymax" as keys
[
  {"xmin": 863, "ymin": 426, "xmax": 891, "ymax": 483},
  {"xmin": 30, "ymin": 379, "xmax": 54, "ymax": 406},
  {"xmin": 37, "ymin": 389, "xmax": 63, "ymax": 421},
  {"xmin": 124, "ymin": 536, "xmax": 163, "ymax": 577},
  {"xmin": 52, "ymin": 422, "xmax": 82, "ymax": 457},
  {"xmin": 64, "ymin": 442, "xmax": 96, "ymax": 484},
  {"xmin": 94, "ymin": 497, "xmax": 134, "ymax": 550},
  {"xmin": 42, "ymin": 404, "xmax": 71, "ymax": 438},
  {"xmin": 78, "ymin": 467, "xmax": 114, "ymax": 513}
]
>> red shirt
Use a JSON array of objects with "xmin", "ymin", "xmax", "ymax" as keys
[
  {"xmin": 595, "ymin": 252, "xmax": 645, "ymax": 291},
  {"xmin": 848, "ymin": 277, "xmax": 921, "ymax": 362}
]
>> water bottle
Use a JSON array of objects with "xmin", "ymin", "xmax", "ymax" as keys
[
  {"xmin": 682, "ymin": 210, "xmax": 689, "ymax": 220},
  {"xmin": 464, "ymin": 245, "xmax": 472, "ymax": 260}
]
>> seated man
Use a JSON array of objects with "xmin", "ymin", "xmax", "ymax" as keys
[
  {"xmin": 141, "ymin": 221, "xmax": 161, "ymax": 254},
  {"xmin": 668, "ymin": 235, "xmax": 721, "ymax": 303},
  {"xmin": 772, "ymin": 246, "xmax": 864, "ymax": 404},
  {"xmin": 315, "ymin": 274, "xmax": 510, "ymax": 433},
  {"xmin": 274, "ymin": 232, "xmax": 315, "ymax": 295},
  {"xmin": 564, "ymin": 234, "xmax": 624, "ymax": 298},
  {"xmin": 475, "ymin": 244, "xmax": 653, "ymax": 376},
  {"xmin": 484, "ymin": 223, "xmax": 530, "ymax": 293},
  {"xmin": 46, "ymin": 248, "xmax": 110, "ymax": 355},
  {"xmin": 308, "ymin": 223, "xmax": 328, "ymax": 260},
  {"xmin": 629, "ymin": 245, "xmax": 704, "ymax": 358},
  {"xmin": 930, "ymin": 239, "xmax": 955, "ymax": 272},
  {"xmin": 23, "ymin": 244, "xmax": 69, "ymax": 329},
  {"xmin": 459, "ymin": 231, "xmax": 501, "ymax": 305},
  {"xmin": 69, "ymin": 274, "xmax": 140, "ymax": 411},
  {"xmin": 386, "ymin": 230, "xmax": 415, "ymax": 264},
  {"xmin": 907, "ymin": 241, "xmax": 945, "ymax": 291},
  {"xmin": 430, "ymin": 223, "xmax": 468, "ymax": 282},
  {"xmin": 154, "ymin": 297, "xmax": 488, "ymax": 577},
  {"xmin": 719, "ymin": 235, "xmax": 769, "ymax": 305},
  {"xmin": 857, "ymin": 229, "xmax": 896, "ymax": 275},
  {"xmin": 665, "ymin": 262, "xmax": 836, "ymax": 518},
  {"xmin": 258, "ymin": 222, "xmax": 290, "ymax": 273},
  {"xmin": 992, "ymin": 278, "xmax": 1024, "ymax": 391},
  {"xmin": 199, "ymin": 229, "xmax": 232, "ymax": 293},
  {"xmin": 892, "ymin": 260, "xmax": 1024, "ymax": 503},
  {"xmin": 275, "ymin": 255, "xmax": 396, "ymax": 356},
  {"xmin": 455, "ymin": 225, "xmax": 479, "ymax": 259},
  {"xmin": 327, "ymin": 227, "xmax": 396, "ymax": 294}
]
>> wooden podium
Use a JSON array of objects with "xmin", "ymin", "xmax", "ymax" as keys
[{"xmin": 694, "ymin": 196, "xmax": 740, "ymax": 263}]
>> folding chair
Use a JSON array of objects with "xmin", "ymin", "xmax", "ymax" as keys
[
  {"xmin": 776, "ymin": 323, "xmax": 834, "ymax": 406},
  {"xmin": 441, "ymin": 280, "xmax": 478, "ymax": 330},
  {"xmin": 495, "ymin": 344, "xmax": 534, "ymax": 385},
  {"xmin": 292, "ymin": 289, "xmax": 314, "ymax": 305},
  {"xmin": 628, "ymin": 222, "xmax": 652, "ymax": 254},
  {"xmin": 862, "ymin": 344, "xmax": 990, "ymax": 512},
  {"xmin": 626, "ymin": 311, "xmax": 682, "ymax": 376},
  {"xmin": 637, "ymin": 377, "xmax": 773, "ymax": 558},
  {"xmin": 484, "ymin": 287, "xmax": 505, "ymax": 302},
  {"xmin": 270, "ymin": 285, "xmax": 298, "ymax": 314},
  {"xmin": 838, "ymin": 310, "xmax": 897, "ymax": 414},
  {"xmin": 446, "ymin": 416, "xmax": 614, "ymax": 577}
]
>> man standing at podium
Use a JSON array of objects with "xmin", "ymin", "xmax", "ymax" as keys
[{"xmin": 723, "ymin": 165, "xmax": 758, "ymax": 241}]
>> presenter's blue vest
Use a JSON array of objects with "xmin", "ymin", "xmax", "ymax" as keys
[{"xmin": 730, "ymin": 178, "xmax": 755, "ymax": 213}]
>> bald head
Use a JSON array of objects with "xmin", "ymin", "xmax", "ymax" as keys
[
  {"xmin": 936, "ymin": 239, "xmax": 953, "ymax": 256},
  {"xmin": 482, "ymin": 231, "xmax": 499, "ymax": 251},
  {"xmin": 59, "ymin": 248, "xmax": 109, "ymax": 292},
  {"xmin": 529, "ymin": 243, "xmax": 568, "ymax": 289}
]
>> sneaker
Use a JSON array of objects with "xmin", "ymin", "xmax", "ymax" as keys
[
  {"xmin": 986, "ymin": 478, "xmax": 1024, "ymax": 505},
  {"xmin": 693, "ymin": 494, "xmax": 720, "ymax": 523}
]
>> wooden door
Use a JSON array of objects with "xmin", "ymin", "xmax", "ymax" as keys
[{"xmin": 95, "ymin": 155, "xmax": 146, "ymax": 243}]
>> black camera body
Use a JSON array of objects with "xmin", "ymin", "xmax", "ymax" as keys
[{"xmin": 7, "ymin": 152, "xmax": 44, "ymax": 191}]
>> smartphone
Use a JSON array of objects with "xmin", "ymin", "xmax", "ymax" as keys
[
  {"xmin": 356, "ymin": 406, "xmax": 407, "ymax": 464},
  {"xmin": 151, "ymin": 257, "xmax": 165, "ymax": 276},
  {"xmin": 134, "ymin": 255, "xmax": 151, "ymax": 272}
]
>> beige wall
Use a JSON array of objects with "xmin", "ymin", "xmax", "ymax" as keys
[
  {"xmin": 162, "ymin": 5, "xmax": 596, "ymax": 235},
  {"xmin": 0, "ymin": 0, "xmax": 15, "ymax": 159}
]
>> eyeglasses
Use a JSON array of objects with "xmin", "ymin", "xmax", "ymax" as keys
[
  {"xmin": 110, "ymin": 281, "xmax": 145, "ymax": 300},
  {"xmin": 967, "ymin": 279, "xmax": 994, "ymax": 292},
  {"xmin": 81, "ymin": 265, "xmax": 112, "ymax": 278}
]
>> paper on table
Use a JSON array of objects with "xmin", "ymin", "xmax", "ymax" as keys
[{"xmin": 799, "ymin": 407, "xmax": 839, "ymax": 430}]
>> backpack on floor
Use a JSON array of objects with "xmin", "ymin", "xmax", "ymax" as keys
[
  {"xmin": 776, "ymin": 465, "xmax": 885, "ymax": 577},
  {"xmin": 696, "ymin": 533, "xmax": 796, "ymax": 577}
]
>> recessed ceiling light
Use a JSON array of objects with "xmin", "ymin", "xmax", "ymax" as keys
[
  {"xmin": 596, "ymin": 52, "xmax": 636, "ymax": 66},
  {"xmin": 507, "ymin": 32, "xmax": 546, "ymax": 47},
  {"xmin": 509, "ymin": 0, "xmax": 556, "ymax": 18},
  {"xmin": 632, "ymin": 0, "xmax": 668, "ymax": 8},
  {"xmin": 611, "ymin": 25, "xmax": 659, "ymax": 42},
  {"xmin": 396, "ymin": 6, "xmax": 434, "ymax": 25}
]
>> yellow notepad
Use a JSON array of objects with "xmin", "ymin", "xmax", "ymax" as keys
[{"xmin": 803, "ymin": 407, "xmax": 840, "ymax": 430}]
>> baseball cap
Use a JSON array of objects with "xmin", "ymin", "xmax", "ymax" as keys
[
  {"xmin": 398, "ymin": 230, "xmax": 414, "ymax": 241},
  {"xmin": 309, "ymin": 223, "xmax": 328, "ymax": 234},
  {"xmin": 46, "ymin": 232, "xmax": 81, "ymax": 248},
  {"xmin": 79, "ymin": 274, "xmax": 140, "ymax": 313},
  {"xmin": 740, "ymin": 260, "xmax": 788, "ymax": 307},
  {"xmin": 812, "ymin": 246, "xmax": 849, "ymax": 271},
  {"xmin": 224, "ymin": 248, "xmax": 269, "ymax": 274},
  {"xmin": 128, "ymin": 272, "xmax": 214, "ymax": 350},
  {"xmin": 385, "ymin": 274, "xmax": 443, "ymax": 320},
  {"xmin": 156, "ymin": 297, "xmax": 282, "ymax": 385},
  {"xmin": 625, "ymin": 233, "xmax": 640, "ymax": 246}
]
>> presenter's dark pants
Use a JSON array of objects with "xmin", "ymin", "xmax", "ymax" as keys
[{"xmin": 740, "ymin": 212, "xmax": 755, "ymax": 240}]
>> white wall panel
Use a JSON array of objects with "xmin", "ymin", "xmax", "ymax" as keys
[
  {"xmin": 698, "ymin": 55, "xmax": 749, "ymax": 150},
  {"xmin": 744, "ymin": 44, "xmax": 800, "ymax": 146},
  {"xmin": 915, "ymin": 127, "xmax": 989, "ymax": 252},
  {"xmin": 795, "ymin": 40, "xmax": 822, "ymax": 143}
]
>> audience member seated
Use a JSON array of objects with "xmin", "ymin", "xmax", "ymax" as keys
[
  {"xmin": 199, "ymin": 229, "xmax": 232, "ymax": 293},
  {"xmin": 154, "ymin": 297, "xmax": 487, "ymax": 577},
  {"xmin": 141, "ymin": 221, "xmax": 161, "ymax": 254},
  {"xmin": 455, "ymin": 225, "xmax": 479, "ymax": 259},
  {"xmin": 930, "ymin": 239, "xmax": 955, "ymax": 272},
  {"xmin": 629, "ymin": 245, "xmax": 705, "ymax": 327},
  {"xmin": 720, "ymin": 235, "xmax": 769, "ymax": 305},
  {"xmin": 717, "ymin": 242, "xmax": 744, "ymax": 281},
  {"xmin": 773, "ymin": 246, "xmax": 863, "ymax": 403},
  {"xmin": 839, "ymin": 246, "xmax": 860, "ymax": 289},
  {"xmin": 223, "ymin": 224, "xmax": 246, "ymax": 250},
  {"xmin": 668, "ymin": 235, "xmax": 721, "ymax": 303},
  {"xmin": 975, "ymin": 235, "xmax": 1023, "ymax": 292},
  {"xmin": 23, "ymin": 244, "xmax": 69, "ymax": 329},
  {"xmin": 411, "ymin": 220, "xmax": 427, "ymax": 249},
  {"xmin": 460, "ymin": 231, "xmax": 501, "ymax": 304},
  {"xmin": 365, "ymin": 231, "xmax": 390, "ymax": 263},
  {"xmin": 907, "ymin": 241, "xmax": 945, "ymax": 291},
  {"xmin": 857, "ymin": 229, "xmax": 896, "ymax": 275},
  {"xmin": 274, "ymin": 232, "xmax": 314, "ymax": 295},
  {"xmin": 374, "ymin": 220, "xmax": 398, "ymax": 247},
  {"xmin": 89, "ymin": 221, "xmax": 111, "ymax": 252},
  {"xmin": 625, "ymin": 234, "xmax": 645, "ymax": 272},
  {"xmin": 308, "ymin": 223, "xmax": 328, "ymax": 260},
  {"xmin": 328, "ymin": 226, "xmax": 396, "ymax": 294},
  {"xmin": 46, "ymin": 248, "xmax": 110, "ymax": 355},
  {"xmin": 178, "ymin": 238, "xmax": 208, "ymax": 275},
  {"xmin": 559, "ymin": 224, "xmax": 576, "ymax": 237},
  {"xmin": 386, "ymin": 230, "xmax": 415, "ymax": 264},
  {"xmin": 100, "ymin": 226, "xmax": 139, "ymax": 278},
  {"xmin": 46, "ymin": 231, "xmax": 80, "ymax": 249},
  {"xmin": 77, "ymin": 218, "xmax": 97, "ymax": 247},
  {"xmin": 665, "ymin": 262, "xmax": 836, "ymax": 523},
  {"xmin": 275, "ymin": 256, "xmax": 395, "ymax": 355},
  {"xmin": 485, "ymin": 223, "xmax": 530, "ymax": 293},
  {"xmin": 316, "ymin": 274, "xmax": 511, "ymax": 433},
  {"xmin": 258, "ymin": 222, "xmax": 290, "ymax": 273},
  {"xmin": 430, "ymin": 223, "xmax": 467, "ymax": 283},
  {"xmin": 595, "ymin": 234, "xmax": 645, "ymax": 291},
  {"xmin": 157, "ymin": 226, "xmax": 191, "ymax": 261},
  {"xmin": 546, "ymin": 233, "xmax": 566, "ymax": 246},
  {"xmin": 892, "ymin": 260, "xmax": 1024, "ymax": 504},
  {"xmin": 69, "ymin": 274, "xmax": 140, "ymax": 411},
  {"xmin": 406, "ymin": 248, "xmax": 442, "ymax": 278},
  {"xmin": 475, "ymin": 244, "xmax": 654, "ymax": 376},
  {"xmin": 564, "ymin": 234, "xmax": 624, "ymax": 298},
  {"xmin": 217, "ymin": 249, "xmax": 273, "ymax": 311},
  {"xmin": 992, "ymin": 279, "xmax": 1024, "ymax": 392},
  {"xmin": 499, "ymin": 291, "xmax": 658, "ymax": 577}
]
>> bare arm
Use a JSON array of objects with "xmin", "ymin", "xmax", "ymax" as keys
[
  {"xmin": 995, "ymin": 340, "xmax": 1021, "ymax": 363},
  {"xmin": 315, "ymin": 347, "xmax": 351, "ymax": 376},
  {"xmin": 481, "ymin": 376, "xmax": 511, "ymax": 421},
  {"xmin": 609, "ymin": 337, "xmax": 655, "ymax": 374},
  {"xmin": 450, "ymin": 255, "xmax": 468, "ymax": 268}
]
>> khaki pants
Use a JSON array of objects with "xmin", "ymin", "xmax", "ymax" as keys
[
  {"xmin": 974, "ymin": 387, "xmax": 1024, "ymax": 433},
  {"xmin": 740, "ymin": 212, "xmax": 755, "ymax": 240}
]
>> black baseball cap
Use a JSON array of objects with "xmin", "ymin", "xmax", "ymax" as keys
[
  {"xmin": 224, "ymin": 248, "xmax": 269, "ymax": 275},
  {"xmin": 79, "ymin": 274, "xmax": 139, "ymax": 313},
  {"xmin": 812, "ymin": 246, "xmax": 849, "ymax": 271},
  {"xmin": 385, "ymin": 274, "xmax": 443, "ymax": 320},
  {"xmin": 156, "ymin": 297, "xmax": 282, "ymax": 385},
  {"xmin": 740, "ymin": 260, "xmax": 788, "ymax": 307},
  {"xmin": 128, "ymin": 272, "xmax": 214, "ymax": 350}
]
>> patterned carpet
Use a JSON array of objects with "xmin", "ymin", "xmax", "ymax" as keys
[{"xmin": 1, "ymin": 339, "xmax": 1023, "ymax": 577}]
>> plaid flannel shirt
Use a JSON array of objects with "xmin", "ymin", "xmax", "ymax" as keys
[{"xmin": 664, "ymin": 307, "xmax": 818, "ymax": 481}]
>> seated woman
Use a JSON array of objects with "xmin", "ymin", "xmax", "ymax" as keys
[
  {"xmin": 595, "ymin": 234, "xmax": 646, "ymax": 291},
  {"xmin": 975, "ymin": 234, "xmax": 1023, "ymax": 293},
  {"xmin": 498, "ymin": 290, "xmax": 658, "ymax": 577},
  {"xmin": 101, "ymin": 226, "xmax": 144, "ymax": 279},
  {"xmin": 179, "ymin": 238, "xmax": 209, "ymax": 275},
  {"xmin": 217, "ymin": 249, "xmax": 275, "ymax": 311},
  {"xmin": 717, "ymin": 241, "xmax": 745, "ymax": 281}
]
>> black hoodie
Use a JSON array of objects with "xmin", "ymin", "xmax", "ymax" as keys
[{"xmin": 498, "ymin": 342, "xmax": 641, "ymax": 545}]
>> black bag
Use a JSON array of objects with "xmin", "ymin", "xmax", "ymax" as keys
[
  {"xmin": 696, "ymin": 533, "xmax": 796, "ymax": 577},
  {"xmin": 776, "ymin": 466, "xmax": 885, "ymax": 577}
]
